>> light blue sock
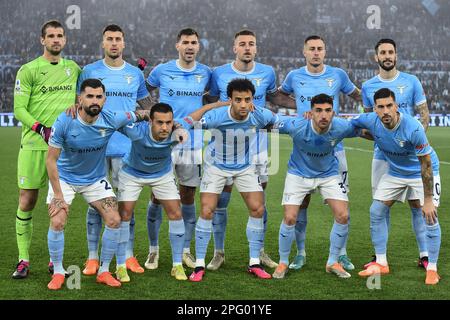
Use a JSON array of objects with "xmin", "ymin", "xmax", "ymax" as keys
[
  {"xmin": 212, "ymin": 191, "xmax": 231, "ymax": 251},
  {"xmin": 370, "ymin": 200, "xmax": 390, "ymax": 255},
  {"xmin": 147, "ymin": 201, "xmax": 162, "ymax": 247},
  {"xmin": 99, "ymin": 226, "xmax": 120, "ymax": 274},
  {"xmin": 295, "ymin": 208, "xmax": 307, "ymax": 255},
  {"xmin": 425, "ymin": 219, "xmax": 441, "ymax": 264},
  {"xmin": 339, "ymin": 213, "xmax": 350, "ymax": 256},
  {"xmin": 116, "ymin": 221, "xmax": 130, "ymax": 266},
  {"xmin": 181, "ymin": 204, "xmax": 196, "ymax": 250},
  {"xmin": 246, "ymin": 217, "xmax": 264, "ymax": 262},
  {"xmin": 411, "ymin": 207, "xmax": 427, "ymax": 254},
  {"xmin": 279, "ymin": 222, "xmax": 295, "ymax": 265},
  {"xmin": 327, "ymin": 221, "xmax": 349, "ymax": 265},
  {"xmin": 48, "ymin": 229, "xmax": 65, "ymax": 275},
  {"xmin": 86, "ymin": 206, "xmax": 102, "ymax": 260},
  {"xmin": 195, "ymin": 217, "xmax": 212, "ymax": 260},
  {"xmin": 126, "ymin": 213, "xmax": 135, "ymax": 259},
  {"xmin": 169, "ymin": 219, "xmax": 185, "ymax": 264}
]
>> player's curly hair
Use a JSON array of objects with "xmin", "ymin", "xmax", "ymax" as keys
[{"xmin": 226, "ymin": 78, "xmax": 255, "ymax": 98}]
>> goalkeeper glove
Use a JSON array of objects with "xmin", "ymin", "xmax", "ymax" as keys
[{"xmin": 31, "ymin": 121, "xmax": 51, "ymax": 144}]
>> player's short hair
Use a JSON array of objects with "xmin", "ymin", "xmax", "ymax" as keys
[
  {"xmin": 373, "ymin": 88, "xmax": 396, "ymax": 103},
  {"xmin": 375, "ymin": 38, "xmax": 396, "ymax": 53},
  {"xmin": 150, "ymin": 103, "xmax": 173, "ymax": 119},
  {"xmin": 176, "ymin": 28, "xmax": 199, "ymax": 42},
  {"xmin": 41, "ymin": 20, "xmax": 65, "ymax": 38},
  {"xmin": 304, "ymin": 35, "xmax": 325, "ymax": 46},
  {"xmin": 234, "ymin": 29, "xmax": 256, "ymax": 39},
  {"xmin": 103, "ymin": 24, "xmax": 124, "ymax": 37},
  {"xmin": 311, "ymin": 94, "xmax": 333, "ymax": 108},
  {"xmin": 80, "ymin": 78, "xmax": 106, "ymax": 93},
  {"xmin": 227, "ymin": 78, "xmax": 255, "ymax": 98}
]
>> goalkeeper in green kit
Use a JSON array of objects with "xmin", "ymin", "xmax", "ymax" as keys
[{"xmin": 12, "ymin": 20, "xmax": 80, "ymax": 279}]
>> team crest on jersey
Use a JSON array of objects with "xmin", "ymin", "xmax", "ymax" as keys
[
  {"xmin": 397, "ymin": 85, "xmax": 407, "ymax": 95},
  {"xmin": 195, "ymin": 75, "xmax": 203, "ymax": 83},
  {"xmin": 253, "ymin": 78, "xmax": 263, "ymax": 87},
  {"xmin": 396, "ymin": 139, "xmax": 405, "ymax": 147},
  {"xmin": 125, "ymin": 75, "xmax": 133, "ymax": 85},
  {"xmin": 329, "ymin": 139, "xmax": 337, "ymax": 147},
  {"xmin": 326, "ymin": 78, "xmax": 334, "ymax": 88},
  {"xmin": 64, "ymin": 68, "xmax": 71, "ymax": 77},
  {"xmin": 99, "ymin": 129, "xmax": 107, "ymax": 137}
]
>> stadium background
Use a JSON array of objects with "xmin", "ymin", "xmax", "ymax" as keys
[{"xmin": 0, "ymin": 0, "xmax": 449, "ymax": 300}]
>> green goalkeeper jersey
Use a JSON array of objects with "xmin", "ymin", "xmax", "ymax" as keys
[{"xmin": 14, "ymin": 56, "xmax": 81, "ymax": 150}]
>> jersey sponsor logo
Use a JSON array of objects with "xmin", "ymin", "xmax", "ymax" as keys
[
  {"xmin": 397, "ymin": 85, "xmax": 407, "ymax": 95},
  {"xmin": 40, "ymin": 84, "xmax": 73, "ymax": 94},
  {"xmin": 125, "ymin": 75, "xmax": 133, "ymax": 85},
  {"xmin": 305, "ymin": 150, "xmax": 331, "ymax": 157},
  {"xmin": 326, "ymin": 78, "xmax": 335, "ymax": 88},
  {"xmin": 105, "ymin": 91, "xmax": 133, "ymax": 97},
  {"xmin": 69, "ymin": 145, "xmax": 105, "ymax": 153},
  {"xmin": 168, "ymin": 89, "xmax": 203, "ymax": 97}
]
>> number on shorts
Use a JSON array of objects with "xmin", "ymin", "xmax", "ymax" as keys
[
  {"xmin": 100, "ymin": 179, "xmax": 112, "ymax": 190},
  {"xmin": 338, "ymin": 182, "xmax": 347, "ymax": 194},
  {"xmin": 341, "ymin": 171, "xmax": 348, "ymax": 186},
  {"xmin": 435, "ymin": 182, "xmax": 441, "ymax": 196},
  {"xmin": 197, "ymin": 165, "xmax": 202, "ymax": 178}
]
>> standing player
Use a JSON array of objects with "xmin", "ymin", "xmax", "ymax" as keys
[
  {"xmin": 205, "ymin": 29, "xmax": 295, "ymax": 271},
  {"xmin": 145, "ymin": 28, "xmax": 211, "ymax": 270},
  {"xmin": 78, "ymin": 24, "xmax": 152, "ymax": 276},
  {"xmin": 189, "ymin": 79, "xmax": 277, "ymax": 282},
  {"xmin": 45, "ymin": 78, "xmax": 150, "ymax": 290},
  {"xmin": 12, "ymin": 20, "xmax": 80, "ymax": 279},
  {"xmin": 276, "ymin": 35, "xmax": 361, "ymax": 271},
  {"xmin": 270, "ymin": 94, "xmax": 366, "ymax": 279},
  {"xmin": 361, "ymin": 38, "xmax": 436, "ymax": 269},
  {"xmin": 116, "ymin": 101, "xmax": 226, "ymax": 282},
  {"xmin": 353, "ymin": 88, "xmax": 441, "ymax": 285}
]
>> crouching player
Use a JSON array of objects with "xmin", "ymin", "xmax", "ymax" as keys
[
  {"xmin": 45, "ymin": 79, "xmax": 150, "ymax": 290},
  {"xmin": 116, "ymin": 101, "xmax": 227, "ymax": 282},
  {"xmin": 270, "ymin": 93, "xmax": 367, "ymax": 279}
]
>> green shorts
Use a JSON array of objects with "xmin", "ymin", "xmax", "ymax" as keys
[{"xmin": 17, "ymin": 149, "xmax": 48, "ymax": 189}]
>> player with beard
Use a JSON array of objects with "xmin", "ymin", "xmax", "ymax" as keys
[
  {"xmin": 12, "ymin": 20, "xmax": 80, "ymax": 279},
  {"xmin": 361, "ymin": 38, "xmax": 439, "ymax": 271},
  {"xmin": 77, "ymin": 24, "xmax": 152, "ymax": 276},
  {"xmin": 45, "ymin": 78, "xmax": 151, "ymax": 289}
]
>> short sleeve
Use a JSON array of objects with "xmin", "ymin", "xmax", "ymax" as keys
[
  {"xmin": 280, "ymin": 70, "xmax": 294, "ymax": 94},
  {"xmin": 411, "ymin": 124, "xmax": 431, "ymax": 156},
  {"xmin": 338, "ymin": 68, "xmax": 357, "ymax": 96},
  {"xmin": 274, "ymin": 115, "xmax": 297, "ymax": 135},
  {"xmin": 208, "ymin": 69, "xmax": 220, "ymax": 97},
  {"xmin": 350, "ymin": 113, "xmax": 370, "ymax": 129},
  {"xmin": 266, "ymin": 67, "xmax": 277, "ymax": 94},
  {"xmin": 361, "ymin": 84, "xmax": 372, "ymax": 110},
  {"xmin": 76, "ymin": 67, "xmax": 91, "ymax": 95},
  {"xmin": 136, "ymin": 70, "xmax": 149, "ymax": 100},
  {"xmin": 412, "ymin": 76, "xmax": 427, "ymax": 107},
  {"xmin": 147, "ymin": 64, "xmax": 162, "ymax": 88},
  {"xmin": 48, "ymin": 116, "xmax": 66, "ymax": 148}
]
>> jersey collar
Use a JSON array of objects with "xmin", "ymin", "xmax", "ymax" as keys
[
  {"xmin": 231, "ymin": 62, "xmax": 256, "ymax": 75},
  {"xmin": 176, "ymin": 59, "xmax": 197, "ymax": 72},
  {"xmin": 148, "ymin": 125, "xmax": 170, "ymax": 143},
  {"xmin": 305, "ymin": 65, "xmax": 327, "ymax": 77},
  {"xmin": 102, "ymin": 59, "xmax": 126, "ymax": 70},
  {"xmin": 382, "ymin": 112, "xmax": 403, "ymax": 132},
  {"xmin": 377, "ymin": 70, "xmax": 400, "ymax": 82},
  {"xmin": 77, "ymin": 111, "xmax": 99, "ymax": 126}
]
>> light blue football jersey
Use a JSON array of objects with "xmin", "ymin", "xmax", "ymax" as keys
[
  {"xmin": 119, "ymin": 117, "xmax": 193, "ymax": 179},
  {"xmin": 201, "ymin": 106, "xmax": 277, "ymax": 171},
  {"xmin": 147, "ymin": 59, "xmax": 211, "ymax": 150},
  {"xmin": 351, "ymin": 112, "xmax": 432, "ymax": 179},
  {"xmin": 209, "ymin": 62, "xmax": 277, "ymax": 109},
  {"xmin": 275, "ymin": 116, "xmax": 359, "ymax": 178},
  {"xmin": 281, "ymin": 65, "xmax": 356, "ymax": 152},
  {"xmin": 77, "ymin": 59, "xmax": 149, "ymax": 157},
  {"xmin": 361, "ymin": 71, "xmax": 427, "ymax": 161},
  {"xmin": 49, "ymin": 110, "xmax": 137, "ymax": 185}
]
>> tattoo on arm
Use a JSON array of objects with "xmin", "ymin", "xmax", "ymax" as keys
[
  {"xmin": 134, "ymin": 110, "xmax": 150, "ymax": 122},
  {"xmin": 419, "ymin": 155, "xmax": 434, "ymax": 197},
  {"xmin": 416, "ymin": 102, "xmax": 429, "ymax": 131},
  {"xmin": 137, "ymin": 96, "xmax": 156, "ymax": 111}
]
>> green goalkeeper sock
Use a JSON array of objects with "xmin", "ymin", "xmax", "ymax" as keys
[{"xmin": 16, "ymin": 208, "xmax": 33, "ymax": 262}]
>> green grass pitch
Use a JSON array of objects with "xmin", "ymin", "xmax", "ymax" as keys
[{"xmin": 0, "ymin": 127, "xmax": 448, "ymax": 299}]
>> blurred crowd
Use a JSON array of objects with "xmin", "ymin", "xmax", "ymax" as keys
[{"xmin": 1, "ymin": 0, "xmax": 449, "ymax": 112}]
